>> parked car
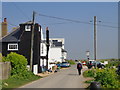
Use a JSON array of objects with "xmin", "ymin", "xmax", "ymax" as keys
[
  {"xmin": 82, "ymin": 61, "xmax": 86, "ymax": 65},
  {"xmin": 60, "ymin": 62, "xmax": 70, "ymax": 67},
  {"xmin": 87, "ymin": 60, "xmax": 104, "ymax": 69},
  {"xmin": 56, "ymin": 63, "xmax": 61, "ymax": 67},
  {"xmin": 96, "ymin": 61, "xmax": 105, "ymax": 68},
  {"xmin": 75, "ymin": 60, "xmax": 78, "ymax": 62},
  {"xmin": 87, "ymin": 60, "xmax": 96, "ymax": 69}
]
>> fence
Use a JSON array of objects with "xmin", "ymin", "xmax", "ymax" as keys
[{"xmin": 0, "ymin": 62, "xmax": 11, "ymax": 80}]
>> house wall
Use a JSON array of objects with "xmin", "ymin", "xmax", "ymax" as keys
[
  {"xmin": 1, "ymin": 42, "xmax": 19, "ymax": 56},
  {"xmin": 48, "ymin": 47, "xmax": 62, "ymax": 69},
  {"xmin": 49, "ymin": 38, "xmax": 65, "ymax": 49},
  {"xmin": 18, "ymin": 24, "xmax": 32, "ymax": 65},
  {"xmin": 62, "ymin": 52, "xmax": 67, "ymax": 60},
  {"xmin": 18, "ymin": 23, "xmax": 41, "ymax": 73},
  {"xmin": 41, "ymin": 42, "xmax": 47, "ymax": 57}
]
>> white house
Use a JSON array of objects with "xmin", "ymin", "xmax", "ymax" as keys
[
  {"xmin": 40, "ymin": 28, "xmax": 67, "ymax": 71},
  {"xmin": 48, "ymin": 38, "xmax": 67, "ymax": 69}
]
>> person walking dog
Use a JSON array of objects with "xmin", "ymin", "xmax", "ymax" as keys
[{"xmin": 77, "ymin": 61, "xmax": 82, "ymax": 75}]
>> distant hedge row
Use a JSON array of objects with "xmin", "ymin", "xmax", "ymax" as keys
[{"xmin": 66, "ymin": 60, "xmax": 76, "ymax": 65}]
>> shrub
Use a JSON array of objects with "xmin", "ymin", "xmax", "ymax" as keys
[
  {"xmin": 2, "ymin": 52, "xmax": 41, "ymax": 89},
  {"xmin": 94, "ymin": 68, "xmax": 120, "ymax": 88},
  {"xmin": 83, "ymin": 68, "xmax": 120, "ymax": 88},
  {"xmin": 3, "ymin": 52, "xmax": 28, "ymax": 76},
  {"xmin": 83, "ymin": 69, "xmax": 95, "ymax": 77},
  {"xmin": 0, "ymin": 53, "xmax": 2, "ymax": 62}
]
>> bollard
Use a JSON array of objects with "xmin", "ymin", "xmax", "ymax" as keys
[{"xmin": 90, "ymin": 81, "xmax": 101, "ymax": 90}]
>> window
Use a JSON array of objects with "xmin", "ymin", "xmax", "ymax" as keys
[
  {"xmin": 41, "ymin": 44, "xmax": 44, "ymax": 54},
  {"xmin": 39, "ymin": 26, "xmax": 41, "ymax": 32},
  {"xmin": 8, "ymin": 43, "xmax": 18, "ymax": 51},
  {"xmin": 25, "ymin": 25, "xmax": 31, "ymax": 31}
]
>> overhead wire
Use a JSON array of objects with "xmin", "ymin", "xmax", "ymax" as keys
[
  {"xmin": 12, "ymin": 3, "xmax": 31, "ymax": 20},
  {"xmin": 37, "ymin": 12, "xmax": 118, "ymax": 29}
]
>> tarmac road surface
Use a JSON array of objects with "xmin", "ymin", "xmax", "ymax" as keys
[{"xmin": 20, "ymin": 65, "xmax": 89, "ymax": 88}]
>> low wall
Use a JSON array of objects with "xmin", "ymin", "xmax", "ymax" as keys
[{"xmin": 0, "ymin": 62, "xmax": 11, "ymax": 80}]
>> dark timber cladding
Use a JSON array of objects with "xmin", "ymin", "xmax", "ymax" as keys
[
  {"xmin": 0, "ymin": 20, "xmax": 42, "ymax": 73},
  {"xmin": 19, "ymin": 23, "xmax": 41, "ymax": 67}
]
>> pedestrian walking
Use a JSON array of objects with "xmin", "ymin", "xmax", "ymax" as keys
[{"xmin": 77, "ymin": 61, "xmax": 82, "ymax": 75}]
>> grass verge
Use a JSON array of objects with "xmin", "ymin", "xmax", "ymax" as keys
[
  {"xmin": 84, "ymin": 79, "xmax": 95, "ymax": 84},
  {"xmin": 2, "ymin": 75, "xmax": 42, "ymax": 89},
  {"xmin": 66, "ymin": 60, "xmax": 76, "ymax": 65}
]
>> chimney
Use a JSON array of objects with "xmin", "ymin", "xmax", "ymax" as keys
[
  {"xmin": 4, "ymin": 18, "xmax": 7, "ymax": 22},
  {"xmin": 2, "ymin": 18, "xmax": 8, "ymax": 37},
  {"xmin": 46, "ymin": 27, "xmax": 49, "ymax": 69},
  {"xmin": 46, "ymin": 27, "xmax": 49, "ymax": 45}
]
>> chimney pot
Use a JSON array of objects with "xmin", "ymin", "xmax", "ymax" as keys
[
  {"xmin": 46, "ymin": 27, "xmax": 48, "ymax": 30},
  {"xmin": 4, "ymin": 18, "xmax": 7, "ymax": 22}
]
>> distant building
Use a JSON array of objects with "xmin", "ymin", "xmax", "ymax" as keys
[
  {"xmin": 48, "ymin": 38, "xmax": 67, "ymax": 69},
  {"xmin": 40, "ymin": 38, "xmax": 67, "ymax": 70}
]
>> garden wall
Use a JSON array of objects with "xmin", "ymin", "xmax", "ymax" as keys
[{"xmin": 0, "ymin": 62, "xmax": 11, "ymax": 80}]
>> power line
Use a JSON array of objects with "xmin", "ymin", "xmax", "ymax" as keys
[
  {"xmin": 37, "ymin": 13, "xmax": 91, "ymax": 25},
  {"xmin": 12, "ymin": 3, "xmax": 31, "ymax": 20},
  {"xmin": 43, "ymin": 21, "xmax": 74, "ymax": 25},
  {"xmin": 37, "ymin": 12, "xmax": 118, "ymax": 29}
]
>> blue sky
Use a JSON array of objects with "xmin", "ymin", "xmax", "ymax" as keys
[{"xmin": 2, "ymin": 2, "xmax": 118, "ymax": 60}]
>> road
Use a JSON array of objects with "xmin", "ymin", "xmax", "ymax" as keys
[{"xmin": 20, "ymin": 65, "xmax": 89, "ymax": 88}]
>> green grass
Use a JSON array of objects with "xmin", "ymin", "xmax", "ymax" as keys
[
  {"xmin": 66, "ymin": 60, "xmax": 76, "ymax": 65},
  {"xmin": 0, "ymin": 80, "xmax": 2, "ymax": 90},
  {"xmin": 84, "ymin": 79, "xmax": 95, "ymax": 84},
  {"xmin": 2, "ymin": 75, "xmax": 42, "ymax": 89},
  {"xmin": 83, "ymin": 69, "xmax": 95, "ymax": 77}
]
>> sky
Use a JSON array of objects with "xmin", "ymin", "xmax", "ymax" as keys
[{"xmin": 2, "ymin": 2, "xmax": 118, "ymax": 60}]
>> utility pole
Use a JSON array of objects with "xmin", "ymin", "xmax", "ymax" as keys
[
  {"xmin": 94, "ymin": 16, "xmax": 97, "ymax": 67},
  {"xmin": 30, "ymin": 11, "xmax": 35, "ymax": 71},
  {"xmin": 46, "ymin": 27, "xmax": 49, "ymax": 70}
]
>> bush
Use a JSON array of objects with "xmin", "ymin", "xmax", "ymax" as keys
[
  {"xmin": 3, "ymin": 52, "xmax": 28, "ymax": 75},
  {"xmin": 83, "ymin": 69, "xmax": 95, "ymax": 77},
  {"xmin": 0, "ymin": 53, "xmax": 2, "ymax": 62},
  {"xmin": 94, "ymin": 68, "xmax": 120, "ymax": 88},
  {"xmin": 2, "ymin": 52, "xmax": 41, "ymax": 89},
  {"xmin": 83, "ymin": 68, "xmax": 120, "ymax": 88}
]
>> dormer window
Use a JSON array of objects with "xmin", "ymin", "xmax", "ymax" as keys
[
  {"xmin": 39, "ymin": 26, "xmax": 41, "ymax": 32},
  {"xmin": 25, "ymin": 25, "xmax": 31, "ymax": 31}
]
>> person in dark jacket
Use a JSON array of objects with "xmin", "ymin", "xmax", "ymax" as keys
[{"xmin": 77, "ymin": 62, "xmax": 83, "ymax": 75}]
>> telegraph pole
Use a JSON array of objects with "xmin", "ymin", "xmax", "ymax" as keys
[
  {"xmin": 30, "ymin": 11, "xmax": 35, "ymax": 71},
  {"xmin": 94, "ymin": 16, "xmax": 97, "ymax": 67}
]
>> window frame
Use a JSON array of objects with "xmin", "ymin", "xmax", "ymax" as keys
[
  {"xmin": 25, "ymin": 25, "xmax": 31, "ymax": 31},
  {"xmin": 8, "ymin": 43, "xmax": 18, "ymax": 51}
]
